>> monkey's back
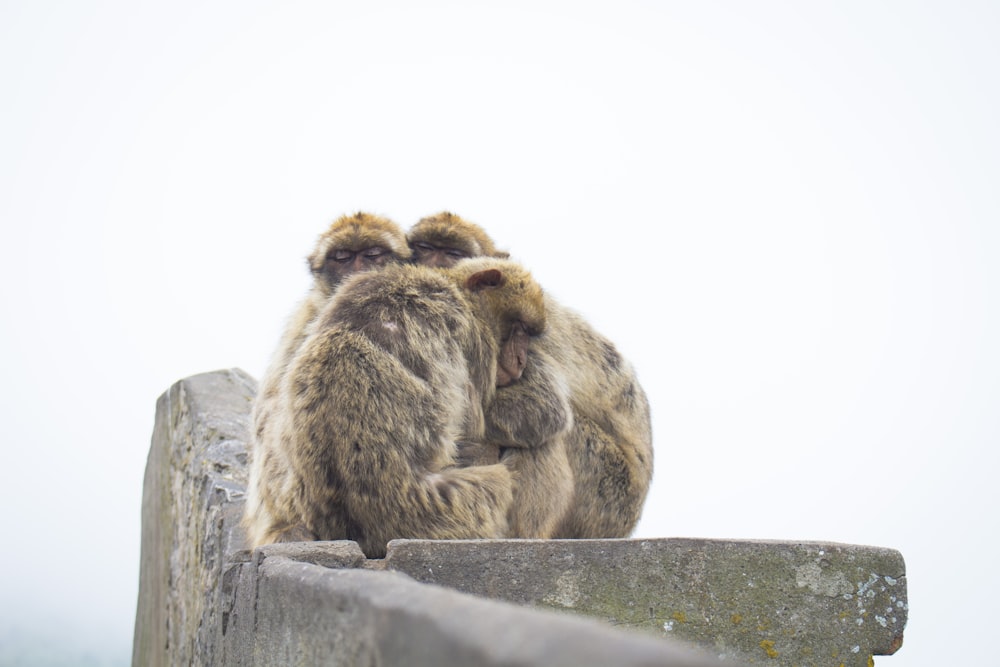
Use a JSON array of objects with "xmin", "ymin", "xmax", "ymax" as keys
[
  {"xmin": 281, "ymin": 264, "xmax": 504, "ymax": 551},
  {"xmin": 540, "ymin": 296, "xmax": 654, "ymax": 538},
  {"xmin": 291, "ymin": 266, "xmax": 477, "ymax": 469}
]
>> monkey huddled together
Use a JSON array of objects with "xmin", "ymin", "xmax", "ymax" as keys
[{"xmin": 243, "ymin": 212, "xmax": 653, "ymax": 558}]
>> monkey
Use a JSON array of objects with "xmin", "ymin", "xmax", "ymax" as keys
[
  {"xmin": 244, "ymin": 212, "xmax": 411, "ymax": 545},
  {"xmin": 258, "ymin": 211, "xmax": 411, "ymax": 399},
  {"xmin": 404, "ymin": 212, "xmax": 515, "ymax": 468},
  {"xmin": 408, "ymin": 211, "xmax": 510, "ymax": 267},
  {"xmin": 485, "ymin": 347, "xmax": 577, "ymax": 538},
  {"xmin": 519, "ymin": 301, "xmax": 653, "ymax": 538},
  {"xmin": 243, "ymin": 257, "xmax": 550, "ymax": 558},
  {"xmin": 407, "ymin": 213, "xmax": 654, "ymax": 538},
  {"xmin": 407, "ymin": 212, "xmax": 576, "ymax": 537}
]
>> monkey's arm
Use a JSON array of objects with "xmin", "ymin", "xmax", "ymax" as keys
[{"xmin": 485, "ymin": 348, "xmax": 572, "ymax": 448}]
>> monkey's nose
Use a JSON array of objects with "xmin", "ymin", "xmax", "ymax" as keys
[{"xmin": 426, "ymin": 255, "xmax": 449, "ymax": 268}]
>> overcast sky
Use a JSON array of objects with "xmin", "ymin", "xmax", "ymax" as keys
[{"xmin": 2, "ymin": 2, "xmax": 997, "ymax": 665}]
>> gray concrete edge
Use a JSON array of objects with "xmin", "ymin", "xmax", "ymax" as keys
[
  {"xmin": 133, "ymin": 369, "xmax": 907, "ymax": 667},
  {"xmin": 221, "ymin": 549, "xmax": 744, "ymax": 667}
]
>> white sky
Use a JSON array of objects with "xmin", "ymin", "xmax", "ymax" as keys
[{"xmin": 1, "ymin": 2, "xmax": 997, "ymax": 665}]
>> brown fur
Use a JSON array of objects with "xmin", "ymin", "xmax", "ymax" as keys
[
  {"xmin": 534, "ymin": 297, "xmax": 652, "ymax": 537},
  {"xmin": 307, "ymin": 212, "xmax": 413, "ymax": 284},
  {"xmin": 245, "ymin": 212, "xmax": 410, "ymax": 546},
  {"xmin": 407, "ymin": 215, "xmax": 654, "ymax": 538},
  {"xmin": 243, "ymin": 258, "xmax": 548, "ymax": 557},
  {"xmin": 272, "ymin": 212, "xmax": 411, "ymax": 382},
  {"xmin": 409, "ymin": 212, "xmax": 510, "ymax": 266}
]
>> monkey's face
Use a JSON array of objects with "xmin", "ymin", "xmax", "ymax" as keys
[
  {"xmin": 320, "ymin": 246, "xmax": 396, "ymax": 288},
  {"xmin": 410, "ymin": 241, "xmax": 471, "ymax": 268},
  {"xmin": 457, "ymin": 260, "xmax": 546, "ymax": 389},
  {"xmin": 495, "ymin": 322, "xmax": 532, "ymax": 387}
]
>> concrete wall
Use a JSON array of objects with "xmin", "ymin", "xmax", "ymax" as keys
[
  {"xmin": 221, "ymin": 547, "xmax": 734, "ymax": 667},
  {"xmin": 133, "ymin": 369, "xmax": 908, "ymax": 667}
]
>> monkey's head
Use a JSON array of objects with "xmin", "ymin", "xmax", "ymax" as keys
[
  {"xmin": 448, "ymin": 258, "xmax": 546, "ymax": 388},
  {"xmin": 408, "ymin": 212, "xmax": 510, "ymax": 268},
  {"xmin": 308, "ymin": 212, "xmax": 412, "ymax": 294}
]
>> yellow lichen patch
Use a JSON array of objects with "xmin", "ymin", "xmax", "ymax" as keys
[
  {"xmin": 868, "ymin": 656, "xmax": 875, "ymax": 667},
  {"xmin": 731, "ymin": 613, "xmax": 743, "ymax": 625},
  {"xmin": 671, "ymin": 611, "xmax": 687, "ymax": 623},
  {"xmin": 759, "ymin": 640, "xmax": 779, "ymax": 659}
]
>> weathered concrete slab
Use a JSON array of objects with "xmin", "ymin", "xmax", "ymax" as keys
[
  {"xmin": 379, "ymin": 538, "xmax": 907, "ymax": 666},
  {"xmin": 221, "ymin": 549, "xmax": 738, "ymax": 667},
  {"xmin": 131, "ymin": 368, "xmax": 255, "ymax": 667},
  {"xmin": 134, "ymin": 369, "xmax": 908, "ymax": 667}
]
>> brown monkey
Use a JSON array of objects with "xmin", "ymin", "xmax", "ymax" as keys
[
  {"xmin": 408, "ymin": 213, "xmax": 654, "ymax": 538},
  {"xmin": 259, "ymin": 211, "xmax": 411, "ymax": 397},
  {"xmin": 409, "ymin": 213, "xmax": 576, "ymax": 537},
  {"xmin": 407, "ymin": 213, "xmax": 518, "ymax": 461},
  {"xmin": 244, "ymin": 258, "xmax": 549, "ymax": 558},
  {"xmin": 520, "ymin": 303, "xmax": 653, "ymax": 538},
  {"xmin": 245, "ymin": 212, "xmax": 411, "ymax": 545},
  {"xmin": 408, "ymin": 211, "xmax": 510, "ymax": 267}
]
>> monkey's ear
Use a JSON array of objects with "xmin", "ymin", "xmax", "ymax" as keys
[{"xmin": 465, "ymin": 269, "xmax": 505, "ymax": 292}]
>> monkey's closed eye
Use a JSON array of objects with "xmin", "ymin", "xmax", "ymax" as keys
[
  {"xmin": 362, "ymin": 247, "xmax": 388, "ymax": 259},
  {"xmin": 330, "ymin": 249, "xmax": 356, "ymax": 263}
]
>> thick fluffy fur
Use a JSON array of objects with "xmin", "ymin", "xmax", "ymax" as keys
[
  {"xmin": 307, "ymin": 212, "xmax": 413, "ymax": 282},
  {"xmin": 410, "ymin": 211, "xmax": 510, "ymax": 260},
  {"xmin": 262, "ymin": 212, "xmax": 411, "ymax": 400},
  {"xmin": 408, "ymin": 215, "xmax": 654, "ymax": 538},
  {"xmin": 245, "ymin": 212, "xmax": 410, "ymax": 546},
  {"xmin": 243, "ymin": 259, "xmax": 548, "ymax": 557},
  {"xmin": 537, "ymin": 297, "xmax": 652, "ymax": 537}
]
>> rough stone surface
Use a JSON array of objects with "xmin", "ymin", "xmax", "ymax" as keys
[
  {"xmin": 380, "ymin": 538, "xmax": 907, "ymax": 666},
  {"xmin": 131, "ymin": 368, "xmax": 255, "ymax": 667},
  {"xmin": 222, "ymin": 551, "xmax": 739, "ymax": 667},
  {"xmin": 133, "ymin": 369, "xmax": 908, "ymax": 667}
]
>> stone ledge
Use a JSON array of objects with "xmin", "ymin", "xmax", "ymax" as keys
[
  {"xmin": 133, "ymin": 369, "xmax": 908, "ymax": 667},
  {"xmin": 132, "ymin": 368, "xmax": 255, "ymax": 667},
  {"xmin": 221, "ymin": 549, "xmax": 740, "ymax": 667},
  {"xmin": 254, "ymin": 538, "xmax": 907, "ymax": 667}
]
